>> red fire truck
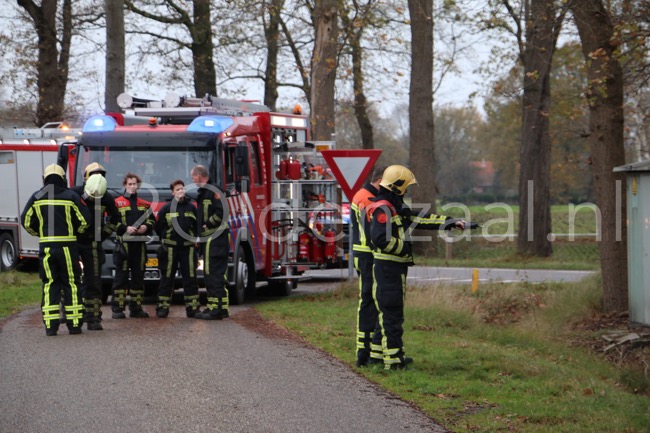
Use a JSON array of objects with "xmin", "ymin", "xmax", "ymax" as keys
[{"xmin": 59, "ymin": 93, "xmax": 344, "ymax": 304}]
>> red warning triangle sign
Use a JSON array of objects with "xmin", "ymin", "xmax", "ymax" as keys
[{"xmin": 320, "ymin": 149, "xmax": 382, "ymax": 200}]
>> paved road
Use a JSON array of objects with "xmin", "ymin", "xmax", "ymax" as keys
[
  {"xmin": 304, "ymin": 265, "xmax": 595, "ymax": 284},
  {"xmin": 0, "ymin": 300, "xmax": 448, "ymax": 433}
]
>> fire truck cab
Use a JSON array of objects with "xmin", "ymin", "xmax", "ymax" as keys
[{"xmin": 64, "ymin": 93, "xmax": 343, "ymax": 304}]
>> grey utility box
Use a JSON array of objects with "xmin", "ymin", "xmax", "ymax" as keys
[{"xmin": 614, "ymin": 160, "xmax": 650, "ymax": 326}]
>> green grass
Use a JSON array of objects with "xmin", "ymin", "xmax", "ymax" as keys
[
  {"xmin": 256, "ymin": 277, "xmax": 650, "ymax": 433},
  {"xmin": 0, "ymin": 270, "xmax": 41, "ymax": 318},
  {"xmin": 407, "ymin": 203, "xmax": 602, "ymax": 270}
]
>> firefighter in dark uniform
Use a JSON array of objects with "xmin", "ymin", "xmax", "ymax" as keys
[
  {"xmin": 111, "ymin": 172, "xmax": 155, "ymax": 319},
  {"xmin": 351, "ymin": 165, "xmax": 386, "ymax": 367},
  {"xmin": 21, "ymin": 164, "xmax": 90, "ymax": 336},
  {"xmin": 191, "ymin": 165, "xmax": 230, "ymax": 320},
  {"xmin": 368, "ymin": 165, "xmax": 466, "ymax": 369},
  {"xmin": 73, "ymin": 163, "xmax": 122, "ymax": 330},
  {"xmin": 155, "ymin": 179, "xmax": 201, "ymax": 318}
]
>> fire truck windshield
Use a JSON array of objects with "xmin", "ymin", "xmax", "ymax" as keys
[{"xmin": 75, "ymin": 147, "xmax": 218, "ymax": 195}]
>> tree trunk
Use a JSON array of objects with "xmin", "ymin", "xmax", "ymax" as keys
[
  {"xmin": 263, "ymin": 0, "xmax": 283, "ymax": 111},
  {"xmin": 310, "ymin": 0, "xmax": 338, "ymax": 141},
  {"xmin": 408, "ymin": 0, "xmax": 436, "ymax": 254},
  {"xmin": 341, "ymin": 8, "xmax": 374, "ymax": 149},
  {"xmin": 571, "ymin": 0, "xmax": 628, "ymax": 313},
  {"xmin": 517, "ymin": 0, "xmax": 556, "ymax": 257},
  {"xmin": 105, "ymin": 0, "xmax": 125, "ymax": 113},
  {"xmin": 192, "ymin": 0, "xmax": 217, "ymax": 97},
  {"xmin": 18, "ymin": 0, "xmax": 72, "ymax": 125}
]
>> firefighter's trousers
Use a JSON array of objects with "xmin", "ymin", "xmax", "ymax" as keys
[
  {"xmin": 39, "ymin": 244, "xmax": 83, "ymax": 331},
  {"xmin": 354, "ymin": 251, "xmax": 383, "ymax": 360},
  {"xmin": 78, "ymin": 241, "xmax": 105, "ymax": 322},
  {"xmin": 202, "ymin": 235, "xmax": 229, "ymax": 312},
  {"xmin": 112, "ymin": 242, "xmax": 147, "ymax": 311},
  {"xmin": 372, "ymin": 258, "xmax": 408, "ymax": 366},
  {"xmin": 156, "ymin": 244, "xmax": 199, "ymax": 311}
]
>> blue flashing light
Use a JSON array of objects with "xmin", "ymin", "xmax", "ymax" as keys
[
  {"xmin": 187, "ymin": 116, "xmax": 233, "ymax": 134},
  {"xmin": 83, "ymin": 115, "xmax": 118, "ymax": 133}
]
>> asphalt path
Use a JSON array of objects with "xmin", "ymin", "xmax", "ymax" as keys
[
  {"xmin": 0, "ymin": 295, "xmax": 448, "ymax": 433},
  {"xmin": 0, "ymin": 267, "xmax": 593, "ymax": 433},
  {"xmin": 304, "ymin": 265, "xmax": 596, "ymax": 285}
]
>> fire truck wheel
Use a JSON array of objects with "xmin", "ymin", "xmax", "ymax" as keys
[
  {"xmin": 0, "ymin": 233, "xmax": 18, "ymax": 271},
  {"xmin": 230, "ymin": 245, "xmax": 255, "ymax": 305},
  {"xmin": 272, "ymin": 278, "xmax": 297, "ymax": 297}
]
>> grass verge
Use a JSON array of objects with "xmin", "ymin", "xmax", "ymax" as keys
[
  {"xmin": 0, "ymin": 270, "xmax": 41, "ymax": 319},
  {"xmin": 255, "ymin": 276, "xmax": 649, "ymax": 433}
]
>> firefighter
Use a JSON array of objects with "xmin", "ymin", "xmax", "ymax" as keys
[
  {"xmin": 368, "ymin": 165, "xmax": 466, "ymax": 370},
  {"xmin": 21, "ymin": 164, "xmax": 90, "ymax": 336},
  {"xmin": 155, "ymin": 179, "xmax": 201, "ymax": 318},
  {"xmin": 351, "ymin": 165, "xmax": 386, "ymax": 367},
  {"xmin": 111, "ymin": 172, "xmax": 155, "ymax": 319},
  {"xmin": 190, "ymin": 165, "xmax": 230, "ymax": 320},
  {"xmin": 73, "ymin": 163, "xmax": 122, "ymax": 330}
]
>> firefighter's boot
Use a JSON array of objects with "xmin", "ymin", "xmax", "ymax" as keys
[
  {"xmin": 129, "ymin": 305, "xmax": 149, "ymax": 318},
  {"xmin": 129, "ymin": 289, "xmax": 149, "ymax": 317},
  {"xmin": 185, "ymin": 295, "xmax": 200, "ymax": 318},
  {"xmin": 87, "ymin": 319, "xmax": 103, "ymax": 330},
  {"xmin": 356, "ymin": 349, "xmax": 370, "ymax": 367},
  {"xmin": 356, "ymin": 332, "xmax": 373, "ymax": 367},
  {"xmin": 112, "ymin": 288, "xmax": 127, "ymax": 318},
  {"xmin": 156, "ymin": 308, "xmax": 169, "ymax": 318},
  {"xmin": 384, "ymin": 351, "xmax": 413, "ymax": 371},
  {"xmin": 84, "ymin": 298, "xmax": 103, "ymax": 330}
]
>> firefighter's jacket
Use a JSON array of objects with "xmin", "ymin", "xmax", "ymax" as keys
[
  {"xmin": 114, "ymin": 192, "xmax": 154, "ymax": 241},
  {"xmin": 21, "ymin": 181, "xmax": 90, "ymax": 246},
  {"xmin": 368, "ymin": 187, "xmax": 452, "ymax": 265},
  {"xmin": 196, "ymin": 180, "xmax": 229, "ymax": 244},
  {"xmin": 72, "ymin": 186, "xmax": 122, "ymax": 244},
  {"xmin": 351, "ymin": 182, "xmax": 379, "ymax": 254},
  {"xmin": 155, "ymin": 197, "xmax": 198, "ymax": 247}
]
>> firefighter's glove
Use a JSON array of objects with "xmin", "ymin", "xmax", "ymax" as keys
[
  {"xmin": 442, "ymin": 218, "xmax": 464, "ymax": 231},
  {"xmin": 114, "ymin": 240, "xmax": 127, "ymax": 259}
]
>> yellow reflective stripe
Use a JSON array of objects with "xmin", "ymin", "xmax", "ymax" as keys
[
  {"xmin": 40, "ymin": 236, "xmax": 77, "ymax": 242},
  {"xmin": 373, "ymin": 253, "xmax": 412, "ymax": 263},
  {"xmin": 42, "ymin": 248, "xmax": 56, "ymax": 326},
  {"xmin": 63, "ymin": 246, "xmax": 82, "ymax": 325},
  {"xmin": 352, "ymin": 245, "xmax": 372, "ymax": 252},
  {"xmin": 189, "ymin": 248, "xmax": 196, "ymax": 278},
  {"xmin": 411, "ymin": 214, "xmax": 447, "ymax": 224}
]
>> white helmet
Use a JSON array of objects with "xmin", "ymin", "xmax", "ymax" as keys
[{"xmin": 84, "ymin": 173, "xmax": 107, "ymax": 199}]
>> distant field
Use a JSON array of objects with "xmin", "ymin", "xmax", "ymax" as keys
[{"xmin": 412, "ymin": 203, "xmax": 601, "ymax": 270}]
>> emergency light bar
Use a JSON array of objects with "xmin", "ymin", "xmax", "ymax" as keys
[
  {"xmin": 270, "ymin": 115, "xmax": 308, "ymax": 129},
  {"xmin": 83, "ymin": 115, "xmax": 118, "ymax": 133},
  {"xmin": 187, "ymin": 116, "xmax": 234, "ymax": 133}
]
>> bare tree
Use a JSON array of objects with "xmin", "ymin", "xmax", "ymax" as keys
[
  {"xmin": 340, "ymin": 0, "xmax": 376, "ymax": 149},
  {"xmin": 262, "ymin": 0, "xmax": 284, "ymax": 110},
  {"xmin": 407, "ymin": 0, "xmax": 436, "ymax": 250},
  {"xmin": 17, "ymin": 0, "xmax": 73, "ymax": 125},
  {"xmin": 570, "ymin": 0, "xmax": 628, "ymax": 313},
  {"xmin": 105, "ymin": 0, "xmax": 125, "ymax": 112},
  {"xmin": 310, "ymin": 0, "xmax": 338, "ymax": 140},
  {"xmin": 517, "ymin": 0, "xmax": 565, "ymax": 257},
  {"xmin": 124, "ymin": 0, "xmax": 217, "ymax": 97}
]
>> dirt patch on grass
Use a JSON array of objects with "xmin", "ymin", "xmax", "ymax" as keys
[
  {"xmin": 231, "ymin": 307, "xmax": 310, "ymax": 346},
  {"xmin": 571, "ymin": 312, "xmax": 649, "ymax": 366}
]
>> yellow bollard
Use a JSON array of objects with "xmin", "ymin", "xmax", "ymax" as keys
[{"xmin": 471, "ymin": 268, "xmax": 479, "ymax": 293}]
